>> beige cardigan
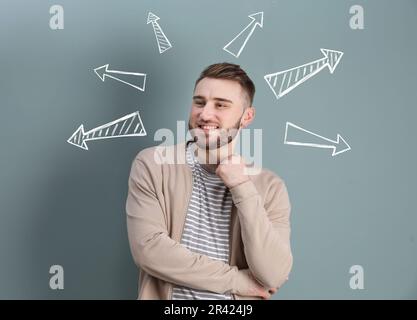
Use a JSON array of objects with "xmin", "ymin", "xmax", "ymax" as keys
[{"xmin": 126, "ymin": 142, "xmax": 293, "ymax": 299}]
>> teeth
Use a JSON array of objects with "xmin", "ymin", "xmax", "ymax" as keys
[{"xmin": 201, "ymin": 125, "xmax": 218, "ymax": 130}]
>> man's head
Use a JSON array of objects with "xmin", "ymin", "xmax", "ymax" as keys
[{"xmin": 188, "ymin": 63, "xmax": 256, "ymax": 149}]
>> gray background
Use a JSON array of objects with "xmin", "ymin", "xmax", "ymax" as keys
[{"xmin": 0, "ymin": 0, "xmax": 416, "ymax": 299}]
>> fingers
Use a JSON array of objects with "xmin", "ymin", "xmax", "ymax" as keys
[
  {"xmin": 260, "ymin": 289, "xmax": 271, "ymax": 300},
  {"xmin": 239, "ymin": 269, "xmax": 277, "ymax": 299},
  {"xmin": 228, "ymin": 133, "xmax": 233, "ymax": 159},
  {"xmin": 254, "ymin": 285, "xmax": 271, "ymax": 300},
  {"xmin": 258, "ymin": 286, "xmax": 278, "ymax": 299}
]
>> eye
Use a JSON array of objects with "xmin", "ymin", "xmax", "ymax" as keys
[
  {"xmin": 194, "ymin": 100, "xmax": 205, "ymax": 107},
  {"xmin": 216, "ymin": 103, "xmax": 227, "ymax": 108}
]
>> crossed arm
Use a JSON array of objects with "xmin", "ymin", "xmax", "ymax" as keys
[{"xmin": 126, "ymin": 153, "xmax": 293, "ymax": 295}]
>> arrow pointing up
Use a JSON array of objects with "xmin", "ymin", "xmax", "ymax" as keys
[
  {"xmin": 67, "ymin": 111, "xmax": 146, "ymax": 151},
  {"xmin": 265, "ymin": 48, "xmax": 344, "ymax": 99},
  {"xmin": 223, "ymin": 12, "xmax": 264, "ymax": 58},
  {"xmin": 94, "ymin": 64, "xmax": 147, "ymax": 92},
  {"xmin": 284, "ymin": 122, "xmax": 351, "ymax": 157},
  {"xmin": 147, "ymin": 12, "xmax": 172, "ymax": 54}
]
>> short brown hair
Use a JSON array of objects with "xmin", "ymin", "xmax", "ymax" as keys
[{"xmin": 194, "ymin": 63, "xmax": 255, "ymax": 106}]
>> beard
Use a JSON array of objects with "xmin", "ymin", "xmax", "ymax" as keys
[{"xmin": 188, "ymin": 118, "xmax": 241, "ymax": 150}]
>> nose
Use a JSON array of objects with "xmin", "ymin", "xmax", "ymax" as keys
[{"xmin": 199, "ymin": 102, "xmax": 216, "ymax": 121}]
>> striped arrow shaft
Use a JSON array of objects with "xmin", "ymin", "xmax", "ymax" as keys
[
  {"xmin": 68, "ymin": 112, "xmax": 146, "ymax": 150},
  {"xmin": 151, "ymin": 21, "xmax": 172, "ymax": 53},
  {"xmin": 265, "ymin": 57, "xmax": 328, "ymax": 99},
  {"xmin": 264, "ymin": 49, "xmax": 343, "ymax": 99},
  {"xmin": 83, "ymin": 112, "xmax": 145, "ymax": 141}
]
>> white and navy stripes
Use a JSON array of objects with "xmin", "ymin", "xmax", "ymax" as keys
[{"xmin": 172, "ymin": 143, "xmax": 233, "ymax": 300}]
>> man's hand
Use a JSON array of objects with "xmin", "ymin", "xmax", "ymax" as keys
[
  {"xmin": 233, "ymin": 269, "xmax": 278, "ymax": 299},
  {"xmin": 216, "ymin": 154, "xmax": 250, "ymax": 189}
]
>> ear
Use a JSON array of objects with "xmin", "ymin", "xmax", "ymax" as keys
[{"xmin": 241, "ymin": 106, "xmax": 255, "ymax": 128}]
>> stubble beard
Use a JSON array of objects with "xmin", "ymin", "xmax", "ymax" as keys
[{"xmin": 188, "ymin": 118, "xmax": 241, "ymax": 151}]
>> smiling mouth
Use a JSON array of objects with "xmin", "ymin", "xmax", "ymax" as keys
[{"xmin": 198, "ymin": 125, "xmax": 220, "ymax": 132}]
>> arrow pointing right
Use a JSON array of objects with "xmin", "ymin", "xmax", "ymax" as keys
[
  {"xmin": 284, "ymin": 122, "xmax": 351, "ymax": 157},
  {"xmin": 223, "ymin": 12, "xmax": 264, "ymax": 58},
  {"xmin": 265, "ymin": 48, "xmax": 344, "ymax": 100}
]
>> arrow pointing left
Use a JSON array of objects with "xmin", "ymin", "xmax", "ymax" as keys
[
  {"xmin": 67, "ymin": 111, "xmax": 146, "ymax": 150},
  {"xmin": 94, "ymin": 64, "xmax": 147, "ymax": 92}
]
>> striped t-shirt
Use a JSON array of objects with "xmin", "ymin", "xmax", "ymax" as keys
[{"xmin": 172, "ymin": 143, "xmax": 233, "ymax": 300}]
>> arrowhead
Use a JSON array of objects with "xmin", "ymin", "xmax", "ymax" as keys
[
  {"xmin": 94, "ymin": 64, "xmax": 109, "ymax": 82},
  {"xmin": 147, "ymin": 12, "xmax": 160, "ymax": 24},
  {"xmin": 332, "ymin": 134, "xmax": 351, "ymax": 156},
  {"xmin": 67, "ymin": 124, "xmax": 88, "ymax": 150},
  {"xmin": 248, "ymin": 12, "xmax": 264, "ymax": 27},
  {"xmin": 321, "ymin": 48, "xmax": 344, "ymax": 73}
]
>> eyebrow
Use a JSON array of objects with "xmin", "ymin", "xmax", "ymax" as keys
[{"xmin": 192, "ymin": 95, "xmax": 233, "ymax": 104}]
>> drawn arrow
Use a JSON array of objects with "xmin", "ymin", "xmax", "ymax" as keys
[
  {"xmin": 264, "ymin": 48, "xmax": 344, "ymax": 99},
  {"xmin": 223, "ymin": 12, "xmax": 264, "ymax": 58},
  {"xmin": 147, "ymin": 12, "xmax": 172, "ymax": 54},
  {"xmin": 93, "ymin": 64, "xmax": 146, "ymax": 92},
  {"xmin": 284, "ymin": 122, "xmax": 351, "ymax": 156},
  {"xmin": 67, "ymin": 111, "xmax": 146, "ymax": 151}
]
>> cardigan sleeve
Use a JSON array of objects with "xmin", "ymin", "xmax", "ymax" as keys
[{"xmin": 229, "ymin": 175, "xmax": 293, "ymax": 289}]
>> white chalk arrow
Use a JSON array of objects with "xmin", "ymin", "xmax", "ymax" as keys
[
  {"xmin": 265, "ymin": 48, "xmax": 344, "ymax": 99},
  {"xmin": 147, "ymin": 12, "xmax": 172, "ymax": 54},
  {"xmin": 284, "ymin": 122, "xmax": 351, "ymax": 156},
  {"xmin": 67, "ymin": 111, "xmax": 146, "ymax": 151},
  {"xmin": 94, "ymin": 64, "xmax": 146, "ymax": 92},
  {"xmin": 223, "ymin": 12, "xmax": 264, "ymax": 58}
]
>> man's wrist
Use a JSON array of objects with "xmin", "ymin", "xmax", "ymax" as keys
[
  {"xmin": 227, "ymin": 176, "xmax": 250, "ymax": 189},
  {"xmin": 229, "ymin": 179, "xmax": 258, "ymax": 204}
]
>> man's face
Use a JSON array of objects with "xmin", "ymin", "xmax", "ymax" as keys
[{"xmin": 188, "ymin": 77, "xmax": 249, "ymax": 149}]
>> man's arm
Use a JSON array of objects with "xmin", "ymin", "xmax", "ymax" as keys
[
  {"xmin": 229, "ymin": 176, "xmax": 293, "ymax": 289},
  {"xmin": 126, "ymin": 151, "xmax": 254, "ymax": 295}
]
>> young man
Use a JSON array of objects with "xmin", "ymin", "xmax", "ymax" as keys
[{"xmin": 126, "ymin": 63, "xmax": 293, "ymax": 300}]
